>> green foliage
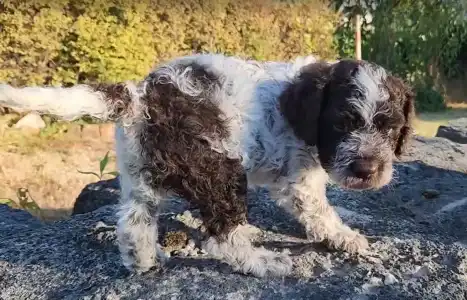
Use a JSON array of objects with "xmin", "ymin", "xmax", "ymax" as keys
[
  {"xmin": 333, "ymin": 0, "xmax": 467, "ymax": 112},
  {"xmin": 0, "ymin": 0, "xmax": 339, "ymax": 86},
  {"xmin": 78, "ymin": 151, "xmax": 119, "ymax": 180},
  {"xmin": 414, "ymin": 85, "xmax": 446, "ymax": 113}
]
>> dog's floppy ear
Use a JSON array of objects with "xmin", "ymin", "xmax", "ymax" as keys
[
  {"xmin": 279, "ymin": 62, "xmax": 333, "ymax": 146},
  {"xmin": 386, "ymin": 75, "xmax": 415, "ymax": 157}
]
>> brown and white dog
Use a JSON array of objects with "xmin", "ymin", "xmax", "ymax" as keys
[{"xmin": 0, "ymin": 53, "xmax": 415, "ymax": 277}]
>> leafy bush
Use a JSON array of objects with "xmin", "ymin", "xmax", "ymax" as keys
[
  {"xmin": 0, "ymin": 0, "xmax": 340, "ymax": 86},
  {"xmin": 414, "ymin": 86, "xmax": 446, "ymax": 112},
  {"xmin": 333, "ymin": 0, "xmax": 467, "ymax": 112}
]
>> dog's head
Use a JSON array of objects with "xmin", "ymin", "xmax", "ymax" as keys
[{"xmin": 280, "ymin": 59, "xmax": 415, "ymax": 190}]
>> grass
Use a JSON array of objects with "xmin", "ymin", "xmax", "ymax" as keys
[
  {"xmin": 413, "ymin": 103, "xmax": 467, "ymax": 137},
  {"xmin": 0, "ymin": 115, "xmax": 117, "ymax": 221}
]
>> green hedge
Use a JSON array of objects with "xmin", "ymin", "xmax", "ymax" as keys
[{"xmin": 0, "ymin": 0, "xmax": 339, "ymax": 86}]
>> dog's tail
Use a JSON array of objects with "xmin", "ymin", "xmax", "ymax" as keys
[{"xmin": 0, "ymin": 81, "xmax": 142, "ymax": 122}]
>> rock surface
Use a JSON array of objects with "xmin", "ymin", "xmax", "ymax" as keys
[
  {"xmin": 1, "ymin": 135, "xmax": 467, "ymax": 300},
  {"xmin": 72, "ymin": 177, "xmax": 120, "ymax": 215},
  {"xmin": 435, "ymin": 117, "xmax": 467, "ymax": 144},
  {"xmin": 13, "ymin": 112, "xmax": 46, "ymax": 130}
]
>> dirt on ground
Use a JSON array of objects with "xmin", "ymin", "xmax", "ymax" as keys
[{"xmin": 0, "ymin": 115, "xmax": 117, "ymax": 221}]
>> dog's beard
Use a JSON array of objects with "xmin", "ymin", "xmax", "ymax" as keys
[
  {"xmin": 329, "ymin": 132, "xmax": 394, "ymax": 190},
  {"xmin": 329, "ymin": 165, "xmax": 393, "ymax": 190}
]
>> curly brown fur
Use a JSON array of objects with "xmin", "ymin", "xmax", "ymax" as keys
[
  {"xmin": 384, "ymin": 75, "xmax": 415, "ymax": 157},
  {"xmin": 138, "ymin": 65, "xmax": 247, "ymax": 238},
  {"xmin": 90, "ymin": 83, "xmax": 134, "ymax": 120}
]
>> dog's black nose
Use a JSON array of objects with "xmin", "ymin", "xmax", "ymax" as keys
[{"xmin": 350, "ymin": 159, "xmax": 378, "ymax": 179}]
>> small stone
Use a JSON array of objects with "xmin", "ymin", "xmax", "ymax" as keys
[
  {"xmin": 384, "ymin": 273, "xmax": 398, "ymax": 285},
  {"xmin": 186, "ymin": 239, "xmax": 196, "ymax": 250},
  {"xmin": 176, "ymin": 210, "xmax": 203, "ymax": 229},
  {"xmin": 411, "ymin": 265, "xmax": 430, "ymax": 278},
  {"xmin": 93, "ymin": 221, "xmax": 115, "ymax": 231},
  {"xmin": 95, "ymin": 221, "xmax": 108, "ymax": 229},
  {"xmin": 13, "ymin": 112, "xmax": 46, "ymax": 130},
  {"xmin": 369, "ymin": 277, "xmax": 382, "ymax": 285},
  {"xmin": 422, "ymin": 189, "xmax": 440, "ymax": 199},
  {"xmin": 366, "ymin": 256, "xmax": 383, "ymax": 264},
  {"xmin": 361, "ymin": 277, "xmax": 382, "ymax": 294}
]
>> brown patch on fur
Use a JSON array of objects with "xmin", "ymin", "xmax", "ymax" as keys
[
  {"xmin": 279, "ymin": 61, "xmax": 333, "ymax": 146},
  {"xmin": 91, "ymin": 83, "xmax": 133, "ymax": 119},
  {"xmin": 137, "ymin": 64, "xmax": 248, "ymax": 239},
  {"xmin": 385, "ymin": 75, "xmax": 415, "ymax": 157}
]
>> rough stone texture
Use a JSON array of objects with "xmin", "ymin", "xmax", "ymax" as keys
[
  {"xmin": 13, "ymin": 112, "xmax": 46, "ymax": 130},
  {"xmin": 436, "ymin": 118, "xmax": 467, "ymax": 144},
  {"xmin": 72, "ymin": 177, "xmax": 120, "ymax": 215},
  {"xmin": 1, "ymin": 135, "xmax": 467, "ymax": 300}
]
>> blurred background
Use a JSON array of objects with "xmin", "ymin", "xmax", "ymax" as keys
[{"xmin": 0, "ymin": 0, "xmax": 466, "ymax": 221}]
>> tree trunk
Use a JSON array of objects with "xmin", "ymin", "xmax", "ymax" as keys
[{"xmin": 355, "ymin": 14, "xmax": 362, "ymax": 60}]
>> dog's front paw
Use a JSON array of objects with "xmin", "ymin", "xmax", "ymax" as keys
[
  {"xmin": 326, "ymin": 229, "xmax": 369, "ymax": 254},
  {"xmin": 120, "ymin": 243, "xmax": 168, "ymax": 275}
]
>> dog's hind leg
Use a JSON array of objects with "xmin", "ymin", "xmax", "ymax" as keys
[
  {"xmin": 116, "ymin": 185, "xmax": 168, "ymax": 273},
  {"xmin": 197, "ymin": 159, "xmax": 293, "ymax": 278},
  {"xmin": 114, "ymin": 126, "xmax": 168, "ymax": 274}
]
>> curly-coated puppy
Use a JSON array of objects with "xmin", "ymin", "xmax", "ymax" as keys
[{"xmin": 0, "ymin": 53, "xmax": 415, "ymax": 277}]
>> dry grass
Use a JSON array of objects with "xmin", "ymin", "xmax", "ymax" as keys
[
  {"xmin": 0, "ymin": 119, "xmax": 116, "ymax": 221},
  {"xmin": 413, "ymin": 103, "xmax": 467, "ymax": 137}
]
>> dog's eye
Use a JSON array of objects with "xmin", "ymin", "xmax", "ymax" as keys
[
  {"xmin": 373, "ymin": 117, "xmax": 387, "ymax": 129},
  {"xmin": 335, "ymin": 115, "xmax": 363, "ymax": 132}
]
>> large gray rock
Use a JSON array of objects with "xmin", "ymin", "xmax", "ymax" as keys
[
  {"xmin": 1, "ymin": 135, "xmax": 467, "ymax": 300},
  {"xmin": 436, "ymin": 118, "xmax": 467, "ymax": 144}
]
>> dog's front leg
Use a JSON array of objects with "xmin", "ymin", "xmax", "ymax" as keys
[{"xmin": 273, "ymin": 168, "xmax": 369, "ymax": 254}]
